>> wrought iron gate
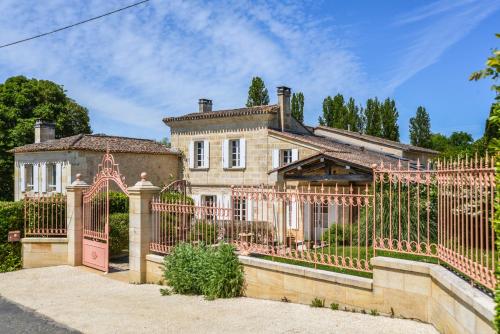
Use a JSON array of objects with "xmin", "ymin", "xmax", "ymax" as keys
[{"xmin": 82, "ymin": 150, "xmax": 129, "ymax": 272}]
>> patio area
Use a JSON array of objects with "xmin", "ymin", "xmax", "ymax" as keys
[{"xmin": 0, "ymin": 266, "xmax": 438, "ymax": 334}]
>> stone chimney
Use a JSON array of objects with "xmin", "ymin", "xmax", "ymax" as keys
[
  {"xmin": 198, "ymin": 99, "xmax": 213, "ymax": 113},
  {"xmin": 277, "ymin": 86, "xmax": 291, "ymax": 131},
  {"xmin": 34, "ymin": 119, "xmax": 55, "ymax": 143}
]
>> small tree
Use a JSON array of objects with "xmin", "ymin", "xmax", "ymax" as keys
[
  {"xmin": 409, "ymin": 106, "xmax": 432, "ymax": 148},
  {"xmin": 291, "ymin": 92, "xmax": 304, "ymax": 123},
  {"xmin": 246, "ymin": 77, "xmax": 270, "ymax": 107}
]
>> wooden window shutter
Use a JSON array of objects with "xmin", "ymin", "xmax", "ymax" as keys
[
  {"xmin": 272, "ymin": 149, "xmax": 280, "ymax": 169},
  {"xmin": 240, "ymin": 138, "xmax": 246, "ymax": 168},
  {"xmin": 188, "ymin": 141, "xmax": 195, "ymax": 169},
  {"xmin": 41, "ymin": 163, "xmax": 47, "ymax": 193},
  {"xmin": 203, "ymin": 140, "xmax": 209, "ymax": 168},
  {"xmin": 33, "ymin": 164, "xmax": 39, "ymax": 192},
  {"xmin": 291, "ymin": 149, "xmax": 299, "ymax": 162},
  {"xmin": 222, "ymin": 139, "xmax": 229, "ymax": 169},
  {"xmin": 20, "ymin": 164, "xmax": 26, "ymax": 192},
  {"xmin": 55, "ymin": 163, "xmax": 62, "ymax": 193}
]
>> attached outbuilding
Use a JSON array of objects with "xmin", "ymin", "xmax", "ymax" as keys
[{"xmin": 9, "ymin": 120, "xmax": 181, "ymax": 200}]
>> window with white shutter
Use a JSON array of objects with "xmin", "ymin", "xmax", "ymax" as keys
[
  {"xmin": 225, "ymin": 138, "xmax": 245, "ymax": 169},
  {"xmin": 191, "ymin": 140, "xmax": 209, "ymax": 169},
  {"xmin": 272, "ymin": 149, "xmax": 279, "ymax": 169}
]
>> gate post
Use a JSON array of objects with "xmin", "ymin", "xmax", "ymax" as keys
[
  {"xmin": 66, "ymin": 174, "xmax": 89, "ymax": 266},
  {"xmin": 127, "ymin": 172, "xmax": 160, "ymax": 283}
]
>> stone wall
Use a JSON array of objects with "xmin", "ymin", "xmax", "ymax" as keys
[
  {"xmin": 240, "ymin": 256, "xmax": 495, "ymax": 334},
  {"xmin": 14, "ymin": 151, "xmax": 180, "ymax": 200},
  {"xmin": 21, "ymin": 238, "xmax": 68, "ymax": 268}
]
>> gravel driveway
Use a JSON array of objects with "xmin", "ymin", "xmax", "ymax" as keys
[{"xmin": 0, "ymin": 266, "xmax": 438, "ymax": 334}]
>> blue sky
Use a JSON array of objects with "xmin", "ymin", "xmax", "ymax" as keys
[{"xmin": 0, "ymin": 0, "xmax": 498, "ymax": 143}]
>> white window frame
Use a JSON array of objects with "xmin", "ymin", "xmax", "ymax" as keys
[
  {"xmin": 233, "ymin": 198, "xmax": 246, "ymax": 221},
  {"xmin": 47, "ymin": 163, "xmax": 58, "ymax": 192},
  {"xmin": 25, "ymin": 164, "xmax": 34, "ymax": 192},
  {"xmin": 202, "ymin": 195, "xmax": 216, "ymax": 220},
  {"xmin": 282, "ymin": 149, "xmax": 293, "ymax": 166},
  {"xmin": 190, "ymin": 140, "xmax": 209, "ymax": 169},
  {"xmin": 224, "ymin": 138, "xmax": 245, "ymax": 169}
]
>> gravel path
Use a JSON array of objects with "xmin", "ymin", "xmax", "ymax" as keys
[{"xmin": 0, "ymin": 266, "xmax": 438, "ymax": 334}]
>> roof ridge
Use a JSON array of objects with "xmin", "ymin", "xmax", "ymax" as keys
[
  {"xmin": 84, "ymin": 133, "xmax": 157, "ymax": 143},
  {"xmin": 315, "ymin": 126, "xmax": 439, "ymax": 153}
]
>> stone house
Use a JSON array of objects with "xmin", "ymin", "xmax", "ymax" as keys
[
  {"xmin": 10, "ymin": 120, "xmax": 181, "ymax": 200},
  {"xmin": 163, "ymin": 87, "xmax": 438, "ymax": 240}
]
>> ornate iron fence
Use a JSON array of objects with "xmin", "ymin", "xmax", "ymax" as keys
[
  {"xmin": 24, "ymin": 193, "xmax": 67, "ymax": 237},
  {"xmin": 150, "ymin": 155, "xmax": 496, "ymax": 289},
  {"xmin": 151, "ymin": 185, "xmax": 374, "ymax": 273},
  {"xmin": 374, "ymin": 156, "xmax": 497, "ymax": 290}
]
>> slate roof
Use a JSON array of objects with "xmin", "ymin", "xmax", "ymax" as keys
[
  {"xmin": 315, "ymin": 126, "xmax": 439, "ymax": 154},
  {"xmin": 9, "ymin": 134, "xmax": 179, "ymax": 155},
  {"xmin": 163, "ymin": 104, "xmax": 279, "ymax": 124},
  {"xmin": 267, "ymin": 129, "xmax": 410, "ymax": 171}
]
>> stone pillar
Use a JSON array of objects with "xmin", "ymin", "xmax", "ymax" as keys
[
  {"xmin": 66, "ymin": 174, "xmax": 89, "ymax": 266},
  {"xmin": 127, "ymin": 172, "xmax": 160, "ymax": 283}
]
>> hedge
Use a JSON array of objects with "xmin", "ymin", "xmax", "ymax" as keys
[
  {"xmin": 109, "ymin": 213, "xmax": 129, "ymax": 256},
  {"xmin": 0, "ymin": 201, "xmax": 24, "ymax": 272}
]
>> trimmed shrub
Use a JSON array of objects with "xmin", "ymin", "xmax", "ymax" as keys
[
  {"xmin": 163, "ymin": 243, "xmax": 244, "ymax": 299},
  {"xmin": 109, "ymin": 213, "xmax": 129, "ymax": 256}
]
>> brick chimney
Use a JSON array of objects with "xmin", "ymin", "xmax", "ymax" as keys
[
  {"xmin": 34, "ymin": 119, "xmax": 55, "ymax": 143},
  {"xmin": 277, "ymin": 86, "xmax": 291, "ymax": 131},
  {"xmin": 198, "ymin": 99, "xmax": 212, "ymax": 113}
]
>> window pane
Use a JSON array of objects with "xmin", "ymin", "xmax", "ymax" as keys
[
  {"xmin": 230, "ymin": 140, "xmax": 240, "ymax": 167},
  {"xmin": 195, "ymin": 141, "xmax": 204, "ymax": 167}
]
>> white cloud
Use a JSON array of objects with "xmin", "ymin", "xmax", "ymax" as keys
[
  {"xmin": 384, "ymin": 0, "xmax": 499, "ymax": 92},
  {"xmin": 0, "ymin": 0, "xmax": 367, "ymax": 138}
]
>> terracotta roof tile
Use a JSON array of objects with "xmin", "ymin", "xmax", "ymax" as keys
[
  {"xmin": 9, "ymin": 134, "xmax": 179, "ymax": 155},
  {"xmin": 315, "ymin": 126, "xmax": 439, "ymax": 154},
  {"xmin": 163, "ymin": 104, "xmax": 279, "ymax": 123},
  {"xmin": 268, "ymin": 129, "xmax": 409, "ymax": 170}
]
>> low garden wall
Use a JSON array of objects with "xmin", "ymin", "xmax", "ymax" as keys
[
  {"xmin": 239, "ymin": 256, "xmax": 495, "ymax": 334},
  {"xmin": 21, "ymin": 238, "xmax": 68, "ymax": 268},
  {"xmin": 145, "ymin": 253, "xmax": 495, "ymax": 333}
]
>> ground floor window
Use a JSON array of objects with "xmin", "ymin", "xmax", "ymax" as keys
[
  {"xmin": 202, "ymin": 195, "xmax": 216, "ymax": 220},
  {"xmin": 233, "ymin": 198, "xmax": 246, "ymax": 221},
  {"xmin": 312, "ymin": 202, "xmax": 328, "ymax": 228}
]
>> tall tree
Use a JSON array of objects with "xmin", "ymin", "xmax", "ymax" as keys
[
  {"xmin": 380, "ymin": 98, "xmax": 399, "ymax": 141},
  {"xmin": 318, "ymin": 94, "xmax": 347, "ymax": 129},
  {"xmin": 363, "ymin": 98, "xmax": 382, "ymax": 137},
  {"xmin": 345, "ymin": 97, "xmax": 363, "ymax": 132},
  {"xmin": 291, "ymin": 92, "xmax": 304, "ymax": 123},
  {"xmin": 0, "ymin": 76, "xmax": 92, "ymax": 200},
  {"xmin": 409, "ymin": 106, "xmax": 432, "ymax": 148},
  {"xmin": 246, "ymin": 77, "xmax": 270, "ymax": 107}
]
